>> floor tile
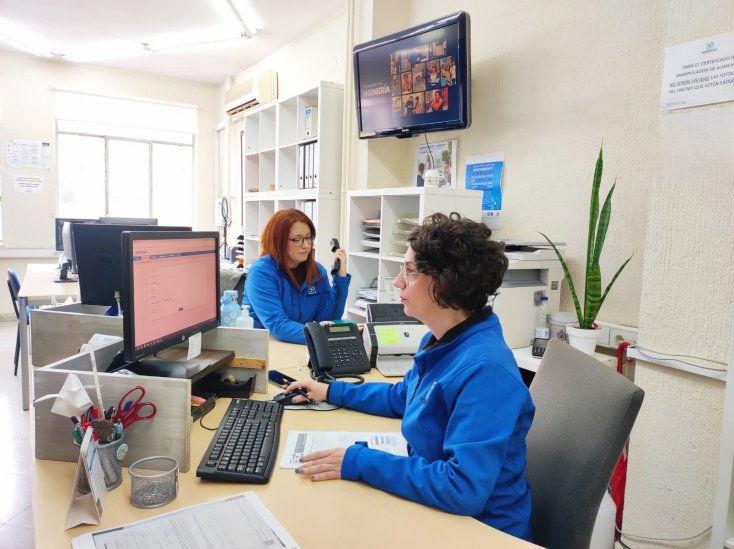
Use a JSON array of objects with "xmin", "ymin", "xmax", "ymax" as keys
[{"xmin": 0, "ymin": 523, "xmax": 35, "ymax": 549}]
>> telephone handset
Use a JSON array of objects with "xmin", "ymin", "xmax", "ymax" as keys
[
  {"xmin": 330, "ymin": 238, "xmax": 341, "ymax": 275},
  {"xmin": 303, "ymin": 321, "xmax": 370, "ymax": 377}
]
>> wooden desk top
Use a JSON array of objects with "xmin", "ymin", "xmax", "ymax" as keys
[
  {"xmin": 33, "ymin": 338, "xmax": 540, "ymax": 549},
  {"xmin": 19, "ymin": 263, "xmax": 79, "ymax": 301}
]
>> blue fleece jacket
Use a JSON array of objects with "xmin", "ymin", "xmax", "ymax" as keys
[
  {"xmin": 327, "ymin": 311, "xmax": 535, "ymax": 540},
  {"xmin": 243, "ymin": 255, "xmax": 351, "ymax": 344}
]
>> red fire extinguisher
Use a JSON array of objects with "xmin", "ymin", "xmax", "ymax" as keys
[{"xmin": 611, "ymin": 341, "xmax": 634, "ymax": 540}]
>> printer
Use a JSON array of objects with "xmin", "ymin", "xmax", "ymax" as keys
[
  {"xmin": 363, "ymin": 322, "xmax": 429, "ymax": 377},
  {"xmin": 491, "ymin": 242, "xmax": 564, "ymax": 349}
]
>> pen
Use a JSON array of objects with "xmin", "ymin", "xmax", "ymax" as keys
[{"xmin": 293, "ymin": 388, "xmax": 315, "ymax": 404}]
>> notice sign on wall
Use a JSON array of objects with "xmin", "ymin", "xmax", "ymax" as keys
[
  {"xmin": 14, "ymin": 175, "xmax": 44, "ymax": 193},
  {"xmin": 661, "ymin": 32, "xmax": 734, "ymax": 111}
]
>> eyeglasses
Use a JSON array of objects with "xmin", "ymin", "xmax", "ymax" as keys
[
  {"xmin": 288, "ymin": 235, "xmax": 314, "ymax": 246},
  {"xmin": 399, "ymin": 264, "xmax": 422, "ymax": 285}
]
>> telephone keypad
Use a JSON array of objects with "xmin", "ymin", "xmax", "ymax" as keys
[{"xmin": 330, "ymin": 337, "xmax": 365, "ymax": 370}]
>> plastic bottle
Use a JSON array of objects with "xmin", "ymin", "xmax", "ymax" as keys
[
  {"xmin": 535, "ymin": 295, "xmax": 550, "ymax": 339},
  {"xmin": 220, "ymin": 290, "xmax": 241, "ymax": 327},
  {"xmin": 235, "ymin": 304, "xmax": 254, "ymax": 329},
  {"xmin": 532, "ymin": 295, "xmax": 550, "ymax": 357}
]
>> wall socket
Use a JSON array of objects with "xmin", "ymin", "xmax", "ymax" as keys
[{"xmin": 595, "ymin": 321, "xmax": 638, "ymax": 349}]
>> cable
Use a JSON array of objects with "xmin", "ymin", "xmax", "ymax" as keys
[
  {"xmin": 198, "ymin": 398, "xmax": 220, "ymax": 430},
  {"xmin": 423, "ymin": 133, "xmax": 436, "ymax": 169},
  {"xmin": 310, "ymin": 369, "xmax": 365, "ymax": 385},
  {"xmin": 632, "ymin": 344, "xmax": 727, "ymax": 370}
]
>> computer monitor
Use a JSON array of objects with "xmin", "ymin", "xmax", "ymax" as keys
[
  {"xmin": 119, "ymin": 231, "xmax": 220, "ymax": 377},
  {"xmin": 98, "ymin": 216, "xmax": 158, "ymax": 225},
  {"xmin": 72, "ymin": 223, "xmax": 191, "ymax": 308},
  {"xmin": 55, "ymin": 217, "xmax": 97, "ymax": 252}
]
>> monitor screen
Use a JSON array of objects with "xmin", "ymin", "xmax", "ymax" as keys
[
  {"xmin": 72, "ymin": 223, "xmax": 191, "ymax": 308},
  {"xmin": 121, "ymin": 231, "xmax": 220, "ymax": 364},
  {"xmin": 353, "ymin": 11, "xmax": 471, "ymax": 139},
  {"xmin": 56, "ymin": 217, "xmax": 97, "ymax": 252},
  {"xmin": 98, "ymin": 216, "xmax": 158, "ymax": 225}
]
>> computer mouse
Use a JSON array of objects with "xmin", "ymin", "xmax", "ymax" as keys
[{"xmin": 272, "ymin": 391, "xmax": 306, "ymax": 406}]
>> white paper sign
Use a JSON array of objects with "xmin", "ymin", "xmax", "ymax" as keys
[
  {"xmin": 661, "ymin": 32, "xmax": 734, "ymax": 111},
  {"xmin": 6, "ymin": 139, "xmax": 50, "ymax": 169},
  {"xmin": 13, "ymin": 175, "xmax": 44, "ymax": 193}
]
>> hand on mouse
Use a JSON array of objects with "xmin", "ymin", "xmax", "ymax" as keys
[{"xmin": 284, "ymin": 379, "xmax": 329, "ymax": 403}]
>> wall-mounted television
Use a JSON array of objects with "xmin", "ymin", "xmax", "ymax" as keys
[{"xmin": 353, "ymin": 11, "xmax": 471, "ymax": 139}]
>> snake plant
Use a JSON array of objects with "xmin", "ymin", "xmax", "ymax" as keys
[{"xmin": 540, "ymin": 146, "xmax": 632, "ymax": 329}]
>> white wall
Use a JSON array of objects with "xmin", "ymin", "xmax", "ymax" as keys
[{"xmin": 0, "ymin": 51, "xmax": 220, "ymax": 315}]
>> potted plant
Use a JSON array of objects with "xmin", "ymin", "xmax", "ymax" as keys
[{"xmin": 540, "ymin": 146, "xmax": 632, "ymax": 353}]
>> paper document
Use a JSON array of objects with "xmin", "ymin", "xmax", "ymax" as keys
[
  {"xmin": 71, "ymin": 491, "xmax": 299, "ymax": 549},
  {"xmin": 280, "ymin": 431, "xmax": 408, "ymax": 468},
  {"xmin": 376, "ymin": 356, "xmax": 414, "ymax": 377}
]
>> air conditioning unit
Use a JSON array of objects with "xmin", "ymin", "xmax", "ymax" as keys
[{"xmin": 224, "ymin": 70, "xmax": 278, "ymax": 115}]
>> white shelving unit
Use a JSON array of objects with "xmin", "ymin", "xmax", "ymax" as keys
[
  {"xmin": 241, "ymin": 81, "xmax": 344, "ymax": 268},
  {"xmin": 345, "ymin": 187, "xmax": 483, "ymax": 321}
]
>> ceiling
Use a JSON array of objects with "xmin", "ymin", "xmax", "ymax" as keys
[{"xmin": 0, "ymin": 0, "xmax": 345, "ymax": 84}]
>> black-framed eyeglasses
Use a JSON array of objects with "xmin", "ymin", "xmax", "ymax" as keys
[{"xmin": 289, "ymin": 235, "xmax": 314, "ymax": 246}]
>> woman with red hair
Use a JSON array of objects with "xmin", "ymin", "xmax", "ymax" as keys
[{"xmin": 243, "ymin": 209, "xmax": 350, "ymax": 344}]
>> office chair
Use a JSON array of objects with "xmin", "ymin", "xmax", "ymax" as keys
[
  {"xmin": 525, "ymin": 338, "xmax": 644, "ymax": 549},
  {"xmin": 7, "ymin": 268, "xmax": 22, "ymax": 376}
]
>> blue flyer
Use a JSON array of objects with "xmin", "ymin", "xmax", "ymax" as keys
[{"xmin": 464, "ymin": 153, "xmax": 504, "ymax": 228}]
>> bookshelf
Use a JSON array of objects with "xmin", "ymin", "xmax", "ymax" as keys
[{"xmin": 240, "ymin": 81, "xmax": 344, "ymax": 268}]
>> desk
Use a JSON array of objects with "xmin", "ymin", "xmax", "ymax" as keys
[
  {"xmin": 33, "ymin": 338, "xmax": 540, "ymax": 549},
  {"xmin": 19, "ymin": 263, "xmax": 79, "ymax": 410}
]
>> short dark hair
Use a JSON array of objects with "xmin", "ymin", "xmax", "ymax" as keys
[{"xmin": 407, "ymin": 212, "xmax": 508, "ymax": 314}]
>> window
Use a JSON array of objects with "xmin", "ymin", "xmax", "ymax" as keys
[{"xmin": 55, "ymin": 91, "xmax": 196, "ymax": 226}]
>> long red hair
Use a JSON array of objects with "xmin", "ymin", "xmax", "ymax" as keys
[{"xmin": 260, "ymin": 209, "xmax": 320, "ymax": 287}]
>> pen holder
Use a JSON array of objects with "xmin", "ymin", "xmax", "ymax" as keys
[
  {"xmin": 129, "ymin": 456, "xmax": 179, "ymax": 509},
  {"xmin": 74, "ymin": 434, "xmax": 127, "ymax": 493}
]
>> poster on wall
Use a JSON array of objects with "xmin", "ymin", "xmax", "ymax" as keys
[
  {"xmin": 414, "ymin": 139, "xmax": 457, "ymax": 188},
  {"xmin": 6, "ymin": 139, "xmax": 51, "ymax": 169},
  {"xmin": 14, "ymin": 175, "xmax": 44, "ymax": 194},
  {"xmin": 464, "ymin": 152, "xmax": 504, "ymax": 229},
  {"xmin": 661, "ymin": 31, "xmax": 734, "ymax": 111}
]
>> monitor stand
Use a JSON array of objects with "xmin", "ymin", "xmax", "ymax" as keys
[{"xmin": 107, "ymin": 348, "xmax": 235, "ymax": 383}]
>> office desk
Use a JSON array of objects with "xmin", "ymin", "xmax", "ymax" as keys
[
  {"xmin": 33, "ymin": 338, "xmax": 540, "ymax": 549},
  {"xmin": 19, "ymin": 263, "xmax": 79, "ymax": 410}
]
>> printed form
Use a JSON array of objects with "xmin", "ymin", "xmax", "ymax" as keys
[
  {"xmin": 280, "ymin": 431, "xmax": 408, "ymax": 468},
  {"xmin": 71, "ymin": 492, "xmax": 298, "ymax": 549}
]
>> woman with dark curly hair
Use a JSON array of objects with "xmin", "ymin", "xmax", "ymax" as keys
[{"xmin": 285, "ymin": 212, "xmax": 535, "ymax": 541}]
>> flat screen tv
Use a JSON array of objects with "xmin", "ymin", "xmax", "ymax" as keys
[
  {"xmin": 72, "ymin": 223, "xmax": 191, "ymax": 309},
  {"xmin": 353, "ymin": 11, "xmax": 471, "ymax": 139},
  {"xmin": 119, "ymin": 231, "xmax": 220, "ymax": 377}
]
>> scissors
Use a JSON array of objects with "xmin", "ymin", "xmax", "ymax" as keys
[{"xmin": 114, "ymin": 386, "xmax": 157, "ymax": 429}]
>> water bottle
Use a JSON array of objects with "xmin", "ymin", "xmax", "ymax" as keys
[
  {"xmin": 235, "ymin": 304, "xmax": 254, "ymax": 329},
  {"xmin": 220, "ymin": 290, "xmax": 240, "ymax": 327},
  {"xmin": 535, "ymin": 295, "xmax": 549, "ymax": 337},
  {"xmin": 532, "ymin": 295, "xmax": 550, "ymax": 357}
]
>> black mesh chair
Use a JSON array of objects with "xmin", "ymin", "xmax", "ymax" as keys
[{"xmin": 7, "ymin": 268, "xmax": 21, "ymax": 376}]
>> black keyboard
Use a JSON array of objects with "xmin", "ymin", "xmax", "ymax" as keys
[{"xmin": 196, "ymin": 398, "xmax": 283, "ymax": 484}]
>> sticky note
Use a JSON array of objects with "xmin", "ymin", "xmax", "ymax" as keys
[{"xmin": 376, "ymin": 327, "xmax": 400, "ymax": 345}]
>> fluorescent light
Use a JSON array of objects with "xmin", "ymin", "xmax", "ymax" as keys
[{"xmin": 0, "ymin": 17, "xmax": 52, "ymax": 57}]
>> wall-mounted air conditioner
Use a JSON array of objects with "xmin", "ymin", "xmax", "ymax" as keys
[{"xmin": 224, "ymin": 70, "xmax": 278, "ymax": 115}]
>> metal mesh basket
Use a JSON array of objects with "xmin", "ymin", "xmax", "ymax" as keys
[
  {"xmin": 75, "ymin": 434, "xmax": 126, "ymax": 493},
  {"xmin": 129, "ymin": 456, "xmax": 179, "ymax": 508}
]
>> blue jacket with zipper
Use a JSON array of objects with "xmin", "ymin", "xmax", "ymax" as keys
[
  {"xmin": 243, "ymin": 255, "xmax": 350, "ymax": 344},
  {"xmin": 327, "ymin": 310, "xmax": 535, "ymax": 540}
]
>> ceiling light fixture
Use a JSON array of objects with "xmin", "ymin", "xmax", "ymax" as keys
[{"xmin": 224, "ymin": 0, "xmax": 258, "ymax": 39}]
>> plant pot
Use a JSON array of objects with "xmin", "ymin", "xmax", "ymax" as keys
[{"xmin": 566, "ymin": 324, "xmax": 600, "ymax": 355}]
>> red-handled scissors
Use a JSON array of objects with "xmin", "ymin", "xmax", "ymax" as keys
[{"xmin": 114, "ymin": 386, "xmax": 157, "ymax": 429}]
